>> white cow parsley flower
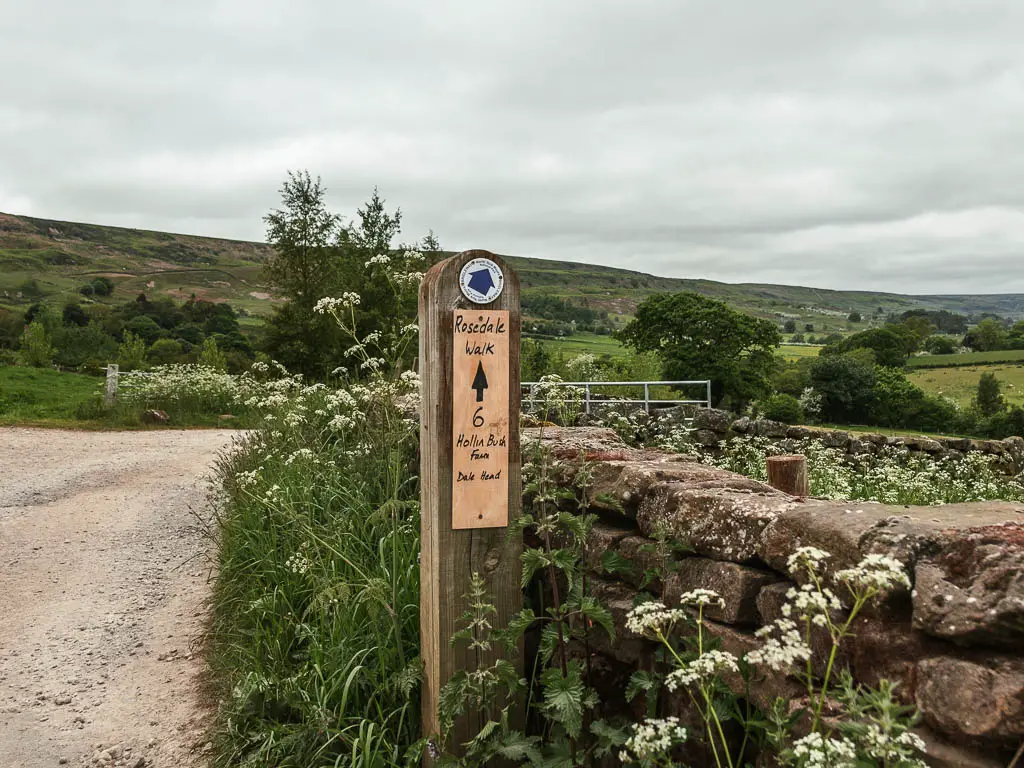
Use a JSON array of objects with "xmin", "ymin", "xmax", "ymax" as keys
[{"xmin": 619, "ymin": 717, "xmax": 688, "ymax": 763}]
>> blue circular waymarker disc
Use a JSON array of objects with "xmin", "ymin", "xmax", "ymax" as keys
[{"xmin": 459, "ymin": 258, "xmax": 505, "ymax": 304}]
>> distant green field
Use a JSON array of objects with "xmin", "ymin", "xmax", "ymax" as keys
[
  {"xmin": 909, "ymin": 364, "xmax": 1024, "ymax": 408},
  {"xmin": 0, "ymin": 365, "xmax": 102, "ymax": 424},
  {"xmin": 535, "ymin": 332, "xmax": 629, "ymax": 358},
  {"xmin": 780, "ymin": 344, "xmax": 822, "ymax": 361},
  {"xmin": 907, "ymin": 349, "xmax": 1024, "ymax": 368}
]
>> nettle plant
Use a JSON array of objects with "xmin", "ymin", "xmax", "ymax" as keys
[{"xmin": 432, "ymin": 382, "xmax": 928, "ymax": 767}]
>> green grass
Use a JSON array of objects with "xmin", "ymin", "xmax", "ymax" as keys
[
  {"xmin": 0, "ymin": 364, "xmax": 103, "ymax": 424},
  {"xmin": 537, "ymin": 332, "xmax": 629, "ymax": 359},
  {"xmin": 210, "ymin": 385, "xmax": 421, "ymax": 767},
  {"xmin": 779, "ymin": 344, "xmax": 823, "ymax": 361},
  {"xmin": 906, "ymin": 349, "xmax": 1024, "ymax": 368},
  {"xmin": 908, "ymin": 363, "xmax": 1024, "ymax": 409}
]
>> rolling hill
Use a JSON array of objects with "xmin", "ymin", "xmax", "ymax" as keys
[{"xmin": 4, "ymin": 211, "xmax": 1024, "ymax": 333}]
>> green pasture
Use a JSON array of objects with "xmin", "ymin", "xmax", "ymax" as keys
[
  {"xmin": 907, "ymin": 349, "xmax": 1024, "ymax": 368},
  {"xmin": 0, "ymin": 365, "xmax": 103, "ymax": 425},
  {"xmin": 535, "ymin": 332, "xmax": 629, "ymax": 358},
  {"xmin": 908, "ymin": 364, "xmax": 1024, "ymax": 409},
  {"xmin": 779, "ymin": 344, "xmax": 823, "ymax": 361}
]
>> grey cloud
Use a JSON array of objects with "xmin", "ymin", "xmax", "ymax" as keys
[{"xmin": 3, "ymin": 0, "xmax": 1024, "ymax": 293}]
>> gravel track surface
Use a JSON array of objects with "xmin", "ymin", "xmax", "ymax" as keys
[{"xmin": 0, "ymin": 428, "xmax": 238, "ymax": 768}]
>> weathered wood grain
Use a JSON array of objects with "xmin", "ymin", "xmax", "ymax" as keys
[{"xmin": 419, "ymin": 251, "xmax": 523, "ymax": 755}]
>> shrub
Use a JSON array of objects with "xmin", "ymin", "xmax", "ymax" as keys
[
  {"xmin": 758, "ymin": 393, "xmax": 804, "ymax": 424},
  {"xmin": 18, "ymin": 320, "xmax": 54, "ymax": 368},
  {"xmin": 52, "ymin": 323, "xmax": 116, "ymax": 369},
  {"xmin": 116, "ymin": 331, "xmax": 147, "ymax": 371},
  {"xmin": 923, "ymin": 335, "xmax": 956, "ymax": 355},
  {"xmin": 147, "ymin": 338, "xmax": 184, "ymax": 366},
  {"xmin": 196, "ymin": 336, "xmax": 227, "ymax": 371}
]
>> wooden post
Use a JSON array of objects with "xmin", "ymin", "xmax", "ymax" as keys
[
  {"xmin": 103, "ymin": 364, "xmax": 119, "ymax": 407},
  {"xmin": 419, "ymin": 250, "xmax": 523, "ymax": 753},
  {"xmin": 767, "ymin": 454, "xmax": 809, "ymax": 496}
]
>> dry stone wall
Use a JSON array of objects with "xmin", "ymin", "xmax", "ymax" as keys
[
  {"xmin": 528, "ymin": 426, "xmax": 1024, "ymax": 767},
  {"xmin": 683, "ymin": 407, "xmax": 1024, "ymax": 473}
]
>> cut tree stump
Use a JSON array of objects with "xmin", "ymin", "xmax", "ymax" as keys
[{"xmin": 766, "ymin": 454, "xmax": 808, "ymax": 496}]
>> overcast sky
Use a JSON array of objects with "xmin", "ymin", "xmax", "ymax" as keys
[{"xmin": 3, "ymin": 1, "xmax": 1024, "ymax": 294}]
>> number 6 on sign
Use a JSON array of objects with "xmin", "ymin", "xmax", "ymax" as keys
[{"xmin": 451, "ymin": 309, "xmax": 510, "ymax": 528}]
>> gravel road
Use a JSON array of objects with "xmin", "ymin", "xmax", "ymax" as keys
[{"xmin": 0, "ymin": 428, "xmax": 238, "ymax": 768}]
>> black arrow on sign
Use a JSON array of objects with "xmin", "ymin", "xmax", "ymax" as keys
[{"xmin": 472, "ymin": 361, "xmax": 488, "ymax": 402}]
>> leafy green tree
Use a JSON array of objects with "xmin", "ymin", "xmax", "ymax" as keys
[
  {"xmin": 91, "ymin": 277, "xmax": 115, "ymax": 297},
  {"xmin": 18, "ymin": 320, "xmax": 54, "ymax": 367},
  {"xmin": 976, "ymin": 372, "xmax": 1005, "ymax": 417},
  {"xmin": 809, "ymin": 353, "xmax": 876, "ymax": 423},
  {"xmin": 148, "ymin": 338, "xmax": 184, "ymax": 366},
  {"xmin": 822, "ymin": 326, "xmax": 918, "ymax": 368},
  {"xmin": 618, "ymin": 292, "xmax": 780, "ymax": 408},
  {"xmin": 783, "ymin": 319, "xmax": 797, "ymax": 334},
  {"xmin": 521, "ymin": 338, "xmax": 552, "ymax": 381},
  {"xmin": 261, "ymin": 171, "xmax": 345, "ymax": 375},
  {"xmin": 923, "ymin": 335, "xmax": 956, "ymax": 355},
  {"xmin": 117, "ymin": 331, "xmax": 148, "ymax": 371},
  {"xmin": 263, "ymin": 171, "xmax": 342, "ymax": 308},
  {"xmin": 898, "ymin": 315, "xmax": 936, "ymax": 342},
  {"xmin": 847, "ymin": 311, "xmax": 861, "ymax": 323},
  {"xmin": 870, "ymin": 366, "xmax": 928, "ymax": 428},
  {"xmin": 805, "ymin": 323, "xmax": 814, "ymax": 332},
  {"xmin": 124, "ymin": 314, "xmax": 163, "ymax": 344},
  {"xmin": 332, "ymin": 188, "xmax": 422, "ymax": 374},
  {"xmin": 197, "ymin": 336, "xmax": 228, "ymax": 371},
  {"xmin": 62, "ymin": 302, "xmax": 90, "ymax": 327},
  {"xmin": 53, "ymin": 323, "xmax": 116, "ymax": 369},
  {"xmin": 964, "ymin": 318, "xmax": 1008, "ymax": 352}
]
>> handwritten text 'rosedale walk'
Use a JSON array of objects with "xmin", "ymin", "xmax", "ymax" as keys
[{"xmin": 451, "ymin": 310, "xmax": 511, "ymax": 528}]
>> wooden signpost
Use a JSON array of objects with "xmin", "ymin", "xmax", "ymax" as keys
[{"xmin": 419, "ymin": 250, "xmax": 523, "ymax": 752}]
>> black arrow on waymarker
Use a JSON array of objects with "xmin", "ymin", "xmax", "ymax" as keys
[{"xmin": 472, "ymin": 361, "xmax": 489, "ymax": 402}]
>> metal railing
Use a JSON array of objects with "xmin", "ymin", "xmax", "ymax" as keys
[{"xmin": 521, "ymin": 380, "xmax": 712, "ymax": 414}]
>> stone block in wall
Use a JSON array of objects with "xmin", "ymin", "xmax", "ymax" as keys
[
  {"xmin": 944, "ymin": 437, "xmax": 973, "ymax": 451},
  {"xmin": 821, "ymin": 429, "xmax": 850, "ymax": 449},
  {"xmin": 905, "ymin": 437, "xmax": 944, "ymax": 453},
  {"xmin": 697, "ymin": 618, "xmax": 806, "ymax": 712},
  {"xmin": 911, "ymin": 522, "xmax": 1024, "ymax": 649},
  {"xmin": 914, "ymin": 730, "xmax": 1006, "ymax": 768},
  {"xmin": 860, "ymin": 432, "xmax": 889, "ymax": 445},
  {"xmin": 585, "ymin": 577, "xmax": 654, "ymax": 665},
  {"xmin": 847, "ymin": 617, "xmax": 946, "ymax": 702},
  {"xmin": 761, "ymin": 500, "xmax": 1024, "ymax": 591},
  {"xmin": 664, "ymin": 558, "xmax": 782, "ymax": 625},
  {"xmin": 731, "ymin": 416, "xmax": 751, "ymax": 433},
  {"xmin": 787, "ymin": 425, "xmax": 811, "ymax": 439},
  {"xmin": 638, "ymin": 484, "xmax": 801, "ymax": 561},
  {"xmin": 916, "ymin": 655, "xmax": 1024, "ymax": 746},
  {"xmin": 584, "ymin": 522, "xmax": 634, "ymax": 575},
  {"xmin": 753, "ymin": 419, "xmax": 789, "ymax": 438},
  {"xmin": 756, "ymin": 581, "xmax": 850, "ymax": 680},
  {"xmin": 615, "ymin": 534, "xmax": 673, "ymax": 591},
  {"xmin": 848, "ymin": 438, "xmax": 875, "ymax": 455},
  {"xmin": 693, "ymin": 429, "xmax": 720, "ymax": 447},
  {"xmin": 586, "ymin": 458, "xmax": 776, "ymax": 520},
  {"xmin": 691, "ymin": 407, "xmax": 733, "ymax": 434}
]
